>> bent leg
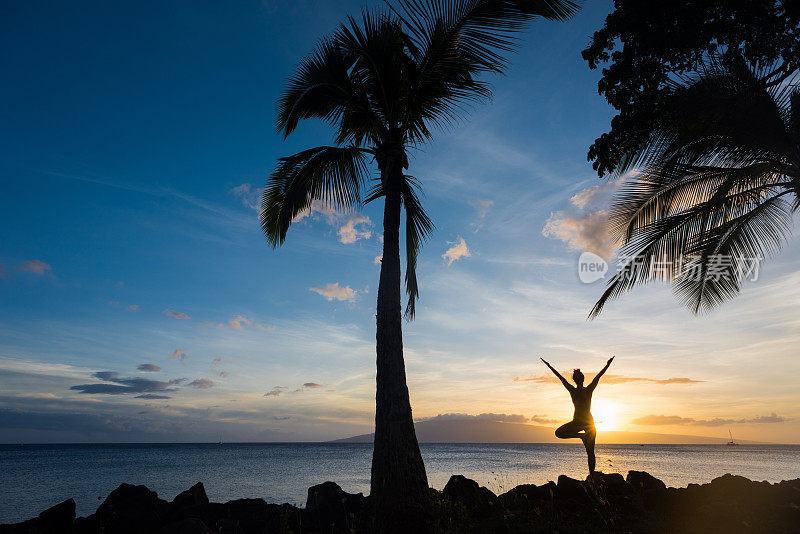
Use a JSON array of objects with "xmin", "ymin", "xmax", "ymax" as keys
[
  {"xmin": 580, "ymin": 427, "xmax": 597, "ymax": 474},
  {"xmin": 555, "ymin": 421, "xmax": 582, "ymax": 439}
]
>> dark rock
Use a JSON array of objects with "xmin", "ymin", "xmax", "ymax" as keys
[
  {"xmin": 37, "ymin": 498, "xmax": 75, "ymax": 532},
  {"xmin": 218, "ymin": 498, "xmax": 305, "ymax": 534},
  {"xmin": 306, "ymin": 481, "xmax": 365, "ymax": 531},
  {"xmin": 172, "ymin": 483, "xmax": 210, "ymax": 510},
  {"xmin": 95, "ymin": 483, "xmax": 168, "ymax": 533},
  {"xmin": 72, "ymin": 514, "xmax": 98, "ymax": 534},
  {"xmin": 499, "ymin": 481, "xmax": 556, "ymax": 510},
  {"xmin": 626, "ymin": 470, "xmax": 666, "ymax": 493},
  {"xmin": 557, "ymin": 475, "xmax": 593, "ymax": 504},
  {"xmin": 156, "ymin": 518, "xmax": 214, "ymax": 534},
  {"xmin": 0, "ymin": 499, "xmax": 76, "ymax": 534},
  {"xmin": 443, "ymin": 474, "xmax": 502, "ymax": 518},
  {"xmin": 164, "ymin": 482, "xmax": 212, "ymax": 524}
]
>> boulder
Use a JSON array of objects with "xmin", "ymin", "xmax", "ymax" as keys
[
  {"xmin": 557, "ymin": 475, "xmax": 593, "ymax": 504},
  {"xmin": 590, "ymin": 472, "xmax": 627, "ymax": 493},
  {"xmin": 626, "ymin": 471, "xmax": 666, "ymax": 493},
  {"xmin": 442, "ymin": 475, "xmax": 502, "ymax": 518},
  {"xmin": 95, "ymin": 483, "xmax": 168, "ymax": 533},
  {"xmin": 172, "ymin": 483, "xmax": 209, "ymax": 510},
  {"xmin": 156, "ymin": 518, "xmax": 214, "ymax": 534},
  {"xmin": 306, "ymin": 481, "xmax": 365, "ymax": 531},
  {"xmin": 164, "ymin": 483, "xmax": 212, "ymax": 524},
  {"xmin": 499, "ymin": 481, "xmax": 556, "ymax": 510},
  {"xmin": 0, "ymin": 499, "xmax": 75, "ymax": 534}
]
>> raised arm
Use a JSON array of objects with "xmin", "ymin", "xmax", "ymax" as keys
[
  {"xmin": 588, "ymin": 356, "xmax": 614, "ymax": 391},
  {"xmin": 541, "ymin": 358, "xmax": 573, "ymax": 391}
]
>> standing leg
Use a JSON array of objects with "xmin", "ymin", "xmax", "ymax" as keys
[{"xmin": 580, "ymin": 427, "xmax": 597, "ymax": 474}]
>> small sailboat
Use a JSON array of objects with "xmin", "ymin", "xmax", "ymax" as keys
[{"xmin": 726, "ymin": 429, "xmax": 738, "ymax": 446}]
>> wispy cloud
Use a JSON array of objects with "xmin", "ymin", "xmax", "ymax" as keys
[
  {"xmin": 70, "ymin": 371, "xmax": 185, "ymax": 395},
  {"xmin": 188, "ymin": 378, "xmax": 214, "ymax": 389},
  {"xmin": 18, "ymin": 260, "xmax": 52, "ymax": 275},
  {"xmin": 264, "ymin": 386, "xmax": 287, "ymax": 397},
  {"xmin": 205, "ymin": 315, "xmax": 273, "ymax": 331},
  {"xmin": 470, "ymin": 199, "xmax": 493, "ymax": 232},
  {"xmin": 126, "ymin": 305, "xmax": 140, "ymax": 312},
  {"xmin": 211, "ymin": 357, "xmax": 233, "ymax": 377},
  {"xmin": 310, "ymin": 282, "xmax": 357, "ymax": 302},
  {"xmin": 338, "ymin": 214, "xmax": 372, "ymax": 244},
  {"xmin": 633, "ymin": 413, "xmax": 787, "ymax": 427},
  {"xmin": 163, "ymin": 309, "xmax": 190, "ymax": 320},
  {"xmin": 293, "ymin": 382, "xmax": 323, "ymax": 393},
  {"xmin": 513, "ymin": 373, "xmax": 702, "ymax": 385},
  {"xmin": 137, "ymin": 364, "xmax": 161, "ymax": 372},
  {"xmin": 530, "ymin": 414, "xmax": 560, "ymax": 424},
  {"xmin": 418, "ymin": 413, "xmax": 529, "ymax": 423},
  {"xmin": 168, "ymin": 349, "xmax": 187, "ymax": 362},
  {"xmin": 442, "ymin": 237, "xmax": 471, "ymax": 266},
  {"xmin": 230, "ymin": 183, "xmax": 263, "ymax": 213}
]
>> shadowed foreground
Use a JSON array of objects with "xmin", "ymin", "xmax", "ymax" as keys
[{"xmin": 2, "ymin": 471, "xmax": 799, "ymax": 533}]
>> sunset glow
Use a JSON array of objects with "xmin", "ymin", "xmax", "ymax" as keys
[{"xmin": 592, "ymin": 400, "xmax": 620, "ymax": 432}]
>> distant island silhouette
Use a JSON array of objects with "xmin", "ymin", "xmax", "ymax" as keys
[{"xmin": 332, "ymin": 418, "xmax": 760, "ymax": 444}]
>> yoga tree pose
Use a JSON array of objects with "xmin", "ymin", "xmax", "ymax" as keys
[{"xmin": 541, "ymin": 356, "xmax": 614, "ymax": 474}]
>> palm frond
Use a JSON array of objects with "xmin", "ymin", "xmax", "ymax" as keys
[
  {"xmin": 617, "ymin": 54, "xmax": 797, "ymax": 174},
  {"xmin": 590, "ymin": 163, "xmax": 793, "ymax": 318},
  {"xmin": 673, "ymin": 190, "xmax": 793, "ymax": 312},
  {"xmin": 401, "ymin": 175, "xmax": 434, "ymax": 319},
  {"xmin": 393, "ymin": 0, "xmax": 579, "ymax": 141},
  {"xmin": 261, "ymin": 146, "xmax": 371, "ymax": 247},
  {"xmin": 363, "ymin": 175, "xmax": 434, "ymax": 320}
]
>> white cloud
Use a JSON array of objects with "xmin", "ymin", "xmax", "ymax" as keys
[
  {"xmin": 442, "ymin": 237, "xmax": 471, "ymax": 266},
  {"xmin": 126, "ymin": 305, "xmax": 140, "ymax": 312},
  {"xmin": 374, "ymin": 255, "xmax": 382, "ymax": 265},
  {"xmin": 338, "ymin": 214, "xmax": 372, "ymax": 244},
  {"xmin": 542, "ymin": 210, "xmax": 617, "ymax": 259},
  {"xmin": 542, "ymin": 176, "xmax": 626, "ymax": 259},
  {"xmin": 291, "ymin": 199, "xmax": 339, "ymax": 224},
  {"xmin": 310, "ymin": 282, "xmax": 357, "ymax": 302}
]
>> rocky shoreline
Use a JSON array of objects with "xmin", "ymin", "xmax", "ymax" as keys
[{"xmin": 2, "ymin": 471, "xmax": 799, "ymax": 533}]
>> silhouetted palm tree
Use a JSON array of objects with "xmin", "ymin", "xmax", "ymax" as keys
[
  {"xmin": 591, "ymin": 54, "xmax": 800, "ymax": 318},
  {"xmin": 261, "ymin": 0, "xmax": 577, "ymax": 528}
]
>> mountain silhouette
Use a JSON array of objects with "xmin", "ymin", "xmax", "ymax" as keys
[{"xmin": 332, "ymin": 419, "xmax": 757, "ymax": 444}]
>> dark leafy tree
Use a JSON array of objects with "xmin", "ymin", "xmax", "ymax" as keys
[
  {"xmin": 590, "ymin": 54, "xmax": 800, "ymax": 318},
  {"xmin": 261, "ymin": 0, "xmax": 577, "ymax": 529},
  {"xmin": 582, "ymin": 0, "xmax": 800, "ymax": 177}
]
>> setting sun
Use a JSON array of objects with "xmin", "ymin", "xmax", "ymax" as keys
[{"xmin": 592, "ymin": 400, "xmax": 620, "ymax": 431}]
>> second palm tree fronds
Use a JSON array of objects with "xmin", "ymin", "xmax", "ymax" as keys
[{"xmin": 591, "ymin": 54, "xmax": 800, "ymax": 318}]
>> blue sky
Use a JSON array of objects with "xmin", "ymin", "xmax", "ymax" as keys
[{"xmin": 2, "ymin": 0, "xmax": 800, "ymax": 443}]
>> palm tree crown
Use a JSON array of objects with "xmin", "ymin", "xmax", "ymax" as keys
[
  {"xmin": 262, "ymin": 0, "xmax": 577, "ymax": 318},
  {"xmin": 591, "ymin": 54, "xmax": 800, "ymax": 318}
]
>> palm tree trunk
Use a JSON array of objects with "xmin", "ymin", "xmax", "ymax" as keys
[{"xmin": 371, "ymin": 160, "xmax": 431, "ymax": 531}]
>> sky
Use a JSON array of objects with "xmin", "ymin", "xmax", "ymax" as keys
[{"xmin": 2, "ymin": 0, "xmax": 799, "ymax": 444}]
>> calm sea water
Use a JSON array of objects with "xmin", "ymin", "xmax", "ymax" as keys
[{"xmin": 2, "ymin": 443, "xmax": 799, "ymax": 523}]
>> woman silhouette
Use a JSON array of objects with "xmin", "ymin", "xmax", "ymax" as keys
[{"xmin": 540, "ymin": 356, "xmax": 614, "ymax": 474}]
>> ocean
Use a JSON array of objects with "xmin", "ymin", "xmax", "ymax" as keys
[{"xmin": 2, "ymin": 442, "xmax": 799, "ymax": 523}]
